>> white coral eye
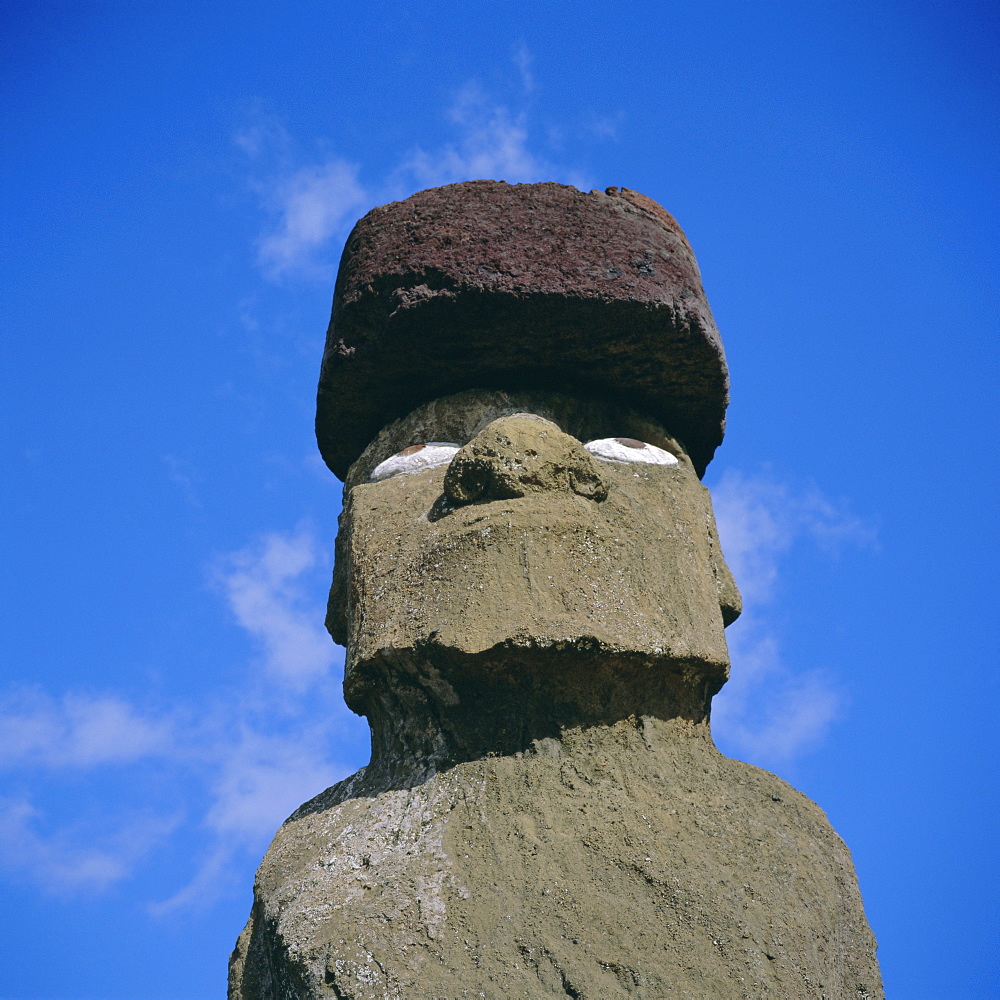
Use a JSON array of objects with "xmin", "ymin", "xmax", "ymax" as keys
[
  {"xmin": 370, "ymin": 443, "xmax": 461, "ymax": 481},
  {"xmin": 584, "ymin": 437, "xmax": 679, "ymax": 467}
]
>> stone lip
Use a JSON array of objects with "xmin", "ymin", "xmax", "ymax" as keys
[{"xmin": 317, "ymin": 181, "xmax": 728, "ymax": 480}]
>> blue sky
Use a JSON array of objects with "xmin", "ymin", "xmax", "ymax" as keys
[{"xmin": 2, "ymin": 2, "xmax": 997, "ymax": 997}]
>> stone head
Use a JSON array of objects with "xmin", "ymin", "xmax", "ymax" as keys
[{"xmin": 317, "ymin": 182, "xmax": 741, "ymax": 756}]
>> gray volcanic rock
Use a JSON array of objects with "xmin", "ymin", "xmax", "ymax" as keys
[
  {"xmin": 316, "ymin": 182, "xmax": 728, "ymax": 480},
  {"xmin": 230, "ymin": 717, "xmax": 882, "ymax": 999},
  {"xmin": 327, "ymin": 391, "xmax": 740, "ymax": 725}
]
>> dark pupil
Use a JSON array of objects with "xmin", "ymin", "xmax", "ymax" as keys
[
  {"xmin": 614, "ymin": 437, "xmax": 646, "ymax": 449},
  {"xmin": 399, "ymin": 444, "xmax": 426, "ymax": 456}
]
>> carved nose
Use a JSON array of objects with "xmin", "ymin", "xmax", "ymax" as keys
[{"xmin": 443, "ymin": 414, "xmax": 608, "ymax": 505}]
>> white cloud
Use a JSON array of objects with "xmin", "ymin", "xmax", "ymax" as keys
[
  {"xmin": 712, "ymin": 624, "xmax": 842, "ymax": 762},
  {"xmin": 213, "ymin": 527, "xmax": 337, "ymax": 691},
  {"xmin": 162, "ymin": 453, "xmax": 201, "ymax": 508},
  {"xmin": 0, "ymin": 797, "xmax": 178, "ymax": 894},
  {"xmin": 233, "ymin": 107, "xmax": 291, "ymax": 161},
  {"xmin": 164, "ymin": 527, "xmax": 358, "ymax": 908},
  {"xmin": 256, "ymin": 158, "xmax": 368, "ymax": 279},
  {"xmin": 205, "ymin": 731, "xmax": 337, "ymax": 843},
  {"xmin": 152, "ymin": 724, "xmax": 349, "ymax": 914},
  {"xmin": 513, "ymin": 41, "xmax": 535, "ymax": 95},
  {"xmin": 710, "ymin": 469, "xmax": 873, "ymax": 764},
  {"xmin": 0, "ymin": 478, "xmax": 871, "ymax": 903},
  {"xmin": 0, "ymin": 690, "xmax": 171, "ymax": 770},
  {"xmin": 400, "ymin": 83, "xmax": 557, "ymax": 190},
  {"xmin": 586, "ymin": 113, "xmax": 623, "ymax": 141},
  {"xmin": 241, "ymin": 59, "xmax": 597, "ymax": 280},
  {"xmin": 712, "ymin": 469, "xmax": 872, "ymax": 606},
  {"xmin": 156, "ymin": 527, "xmax": 359, "ymax": 908},
  {"xmin": 0, "ymin": 528, "xmax": 362, "ymax": 903}
]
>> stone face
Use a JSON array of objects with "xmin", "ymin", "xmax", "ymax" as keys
[
  {"xmin": 316, "ymin": 182, "xmax": 728, "ymax": 480},
  {"xmin": 328, "ymin": 391, "xmax": 739, "ymax": 731}
]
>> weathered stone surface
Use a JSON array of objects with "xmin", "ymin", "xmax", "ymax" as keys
[
  {"xmin": 231, "ymin": 389, "xmax": 883, "ymax": 998},
  {"xmin": 316, "ymin": 182, "xmax": 728, "ymax": 480},
  {"xmin": 328, "ymin": 391, "xmax": 739, "ymax": 728},
  {"xmin": 230, "ymin": 719, "xmax": 881, "ymax": 1000},
  {"xmin": 443, "ymin": 414, "xmax": 609, "ymax": 505}
]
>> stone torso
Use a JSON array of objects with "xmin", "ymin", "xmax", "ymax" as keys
[{"xmin": 231, "ymin": 716, "xmax": 880, "ymax": 999}]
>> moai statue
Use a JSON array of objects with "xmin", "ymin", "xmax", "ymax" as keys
[{"xmin": 230, "ymin": 182, "xmax": 883, "ymax": 999}]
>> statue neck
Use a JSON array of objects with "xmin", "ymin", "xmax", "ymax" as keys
[{"xmin": 347, "ymin": 646, "xmax": 726, "ymax": 786}]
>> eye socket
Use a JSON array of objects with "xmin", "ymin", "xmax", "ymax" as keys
[
  {"xmin": 584, "ymin": 437, "xmax": 679, "ymax": 467},
  {"xmin": 370, "ymin": 442, "xmax": 461, "ymax": 481}
]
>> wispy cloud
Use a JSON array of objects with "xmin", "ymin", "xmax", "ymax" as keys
[
  {"xmin": 152, "ymin": 721, "xmax": 347, "ymax": 914},
  {"xmin": 233, "ymin": 107, "xmax": 291, "ymax": 161},
  {"xmin": 213, "ymin": 527, "xmax": 337, "ymax": 691},
  {"xmin": 0, "ymin": 690, "xmax": 172, "ymax": 770},
  {"xmin": 0, "ymin": 480, "xmax": 870, "ymax": 900},
  {"xmin": 710, "ymin": 469, "xmax": 874, "ymax": 765},
  {"xmin": 241, "ymin": 48, "xmax": 598, "ymax": 281},
  {"xmin": 713, "ymin": 626, "xmax": 842, "ymax": 763},
  {"xmin": 399, "ymin": 82, "xmax": 567, "ymax": 191},
  {"xmin": 255, "ymin": 158, "xmax": 368, "ymax": 279},
  {"xmin": 0, "ymin": 797, "xmax": 179, "ymax": 895},
  {"xmin": 715, "ymin": 470, "xmax": 872, "ymax": 605},
  {"xmin": 513, "ymin": 41, "xmax": 535, "ymax": 95},
  {"xmin": 0, "ymin": 527, "xmax": 363, "ymax": 903},
  {"xmin": 162, "ymin": 453, "xmax": 202, "ymax": 508},
  {"xmin": 585, "ymin": 113, "xmax": 624, "ymax": 141}
]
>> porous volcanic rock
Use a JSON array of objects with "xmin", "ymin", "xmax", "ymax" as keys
[
  {"xmin": 316, "ymin": 182, "xmax": 728, "ymax": 480},
  {"xmin": 230, "ymin": 716, "xmax": 882, "ymax": 1000},
  {"xmin": 326, "ymin": 391, "xmax": 740, "ymax": 721}
]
